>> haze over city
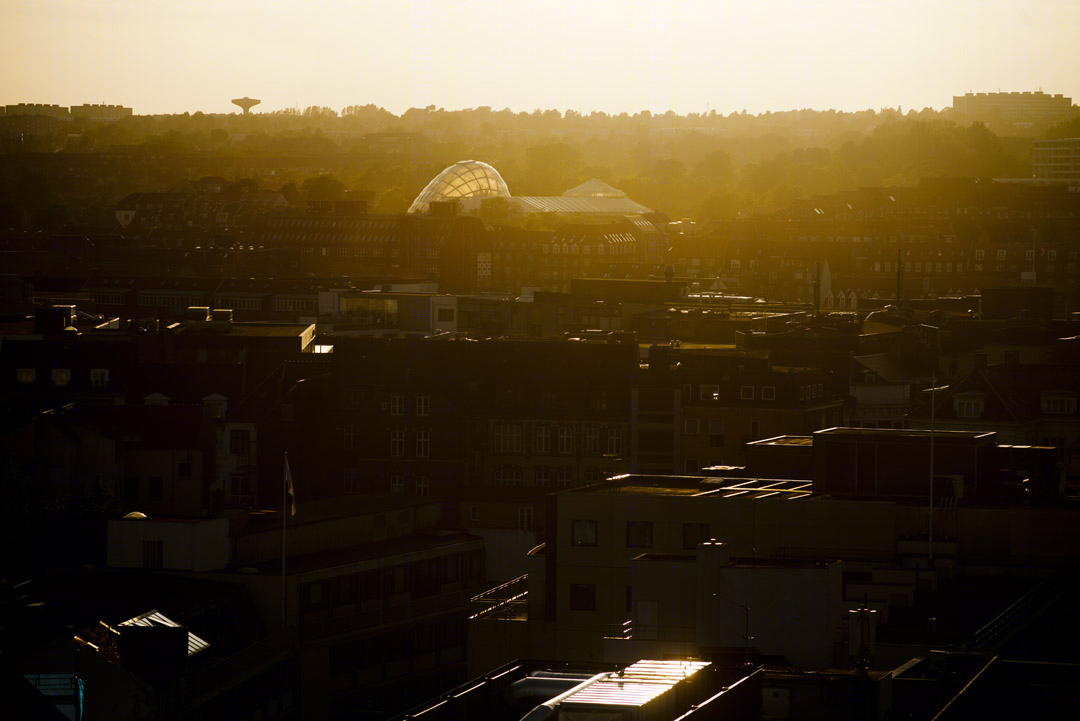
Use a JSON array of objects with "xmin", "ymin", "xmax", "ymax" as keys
[
  {"xmin": 4, "ymin": 1, "xmax": 1080, "ymax": 719},
  {"xmin": 4, "ymin": 0, "xmax": 1080, "ymax": 116}
]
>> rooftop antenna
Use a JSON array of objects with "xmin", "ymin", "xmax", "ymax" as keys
[{"xmin": 232, "ymin": 97, "xmax": 260, "ymax": 115}]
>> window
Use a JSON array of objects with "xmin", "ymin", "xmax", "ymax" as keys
[
  {"xmin": 437, "ymin": 308, "xmax": 455, "ymax": 322},
  {"xmin": 495, "ymin": 466, "xmax": 522, "ymax": 486},
  {"xmin": 584, "ymin": 427, "xmax": 600, "ymax": 454},
  {"xmin": 626, "ymin": 521, "xmax": 653, "ymax": 548},
  {"xmin": 1041, "ymin": 393, "xmax": 1077, "ymax": 415},
  {"xmin": 416, "ymin": 394, "xmax": 430, "ymax": 417},
  {"xmin": 230, "ymin": 429, "xmax": 250, "ymax": 455},
  {"xmin": 415, "ymin": 476, "xmax": 429, "ymax": 496},
  {"xmin": 975, "ymin": 249, "xmax": 985, "ymax": 260},
  {"xmin": 699, "ymin": 384, "xmax": 719, "ymax": 401},
  {"xmin": 683, "ymin": 523, "xmax": 711, "ymax": 550},
  {"xmin": 535, "ymin": 467, "xmax": 551, "ymax": 487},
  {"xmin": 684, "ymin": 418, "xmax": 700, "ymax": 434},
  {"xmin": 558, "ymin": 426, "xmax": 573, "ymax": 454},
  {"xmin": 494, "ymin": 424, "xmax": 522, "ymax": 453},
  {"xmin": 569, "ymin": 583, "xmax": 596, "ymax": 611},
  {"xmin": 740, "ymin": 385, "xmax": 755, "ymax": 400},
  {"xmin": 535, "ymin": 426, "xmax": 551, "ymax": 454},
  {"xmin": 390, "ymin": 475, "xmax": 404, "ymax": 494},
  {"xmin": 1047, "ymin": 250, "xmax": 1057, "ymax": 261},
  {"xmin": 344, "ymin": 467, "xmax": 360, "ymax": 494},
  {"xmin": 390, "ymin": 394, "xmax": 405, "ymax": 416},
  {"xmin": 390, "ymin": 430, "xmax": 405, "ymax": 457},
  {"xmin": 557, "ymin": 466, "xmax": 574, "ymax": 487},
  {"xmin": 142, "ymin": 540, "xmax": 163, "ymax": 569},
  {"xmin": 90, "ymin": 368, "xmax": 109, "ymax": 387},
  {"xmin": 761, "ymin": 386, "xmax": 776, "ymax": 401},
  {"xmin": 343, "ymin": 424, "xmax": 357, "ymax": 450},
  {"xmin": 16, "ymin": 368, "xmax": 35, "ymax": 385},
  {"xmin": 607, "ymin": 427, "xmax": 623, "ymax": 456},
  {"xmin": 469, "ymin": 505, "xmax": 478, "ymax": 522},
  {"xmin": 52, "ymin": 369, "xmax": 70, "ymax": 387},
  {"xmin": 517, "ymin": 506, "xmax": 534, "ymax": 530},
  {"xmin": 708, "ymin": 420, "xmax": 725, "ymax": 447},
  {"xmin": 572, "ymin": 519, "xmax": 597, "ymax": 547},
  {"xmin": 416, "ymin": 429, "xmax": 429, "ymax": 458},
  {"xmin": 997, "ymin": 249, "xmax": 1007, "ymax": 261},
  {"xmin": 954, "ymin": 395, "xmax": 985, "ymax": 419}
]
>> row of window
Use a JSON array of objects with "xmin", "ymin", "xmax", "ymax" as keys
[
  {"xmin": 303, "ymin": 549, "xmax": 483, "ymax": 618},
  {"xmin": 696, "ymin": 383, "xmax": 823, "ymax": 402},
  {"xmin": 389, "ymin": 394, "xmax": 430, "ymax": 416},
  {"xmin": 571, "ymin": 519, "xmax": 711, "ymax": 550},
  {"xmin": 17, "ymin": 368, "xmax": 109, "ymax": 387},
  {"xmin": 494, "ymin": 424, "xmax": 624, "ymax": 455},
  {"xmin": 493, "ymin": 465, "xmax": 602, "ymax": 487}
]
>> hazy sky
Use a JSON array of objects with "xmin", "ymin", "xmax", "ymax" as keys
[{"xmin": 3, "ymin": 0, "xmax": 1077, "ymax": 116}]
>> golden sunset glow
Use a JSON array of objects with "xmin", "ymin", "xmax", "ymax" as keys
[{"xmin": 3, "ymin": 0, "xmax": 1077, "ymax": 115}]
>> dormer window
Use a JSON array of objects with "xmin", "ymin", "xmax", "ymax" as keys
[
  {"xmin": 1041, "ymin": 392, "xmax": 1077, "ymax": 415},
  {"xmin": 954, "ymin": 392, "xmax": 986, "ymax": 419}
]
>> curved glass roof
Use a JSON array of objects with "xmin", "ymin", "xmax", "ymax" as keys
[{"xmin": 408, "ymin": 160, "xmax": 511, "ymax": 213}]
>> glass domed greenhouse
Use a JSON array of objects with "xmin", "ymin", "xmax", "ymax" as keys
[{"xmin": 407, "ymin": 160, "xmax": 511, "ymax": 214}]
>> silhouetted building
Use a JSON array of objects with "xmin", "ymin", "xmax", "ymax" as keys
[{"xmin": 952, "ymin": 91, "xmax": 1074, "ymax": 126}]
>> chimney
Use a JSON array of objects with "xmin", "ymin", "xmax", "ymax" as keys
[{"xmin": 34, "ymin": 305, "xmax": 76, "ymax": 333}]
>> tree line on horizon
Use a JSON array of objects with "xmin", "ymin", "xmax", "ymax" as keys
[{"xmin": 5, "ymin": 104, "xmax": 1078, "ymax": 227}]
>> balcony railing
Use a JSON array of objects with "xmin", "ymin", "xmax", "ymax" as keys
[{"xmin": 469, "ymin": 574, "xmax": 528, "ymax": 621}]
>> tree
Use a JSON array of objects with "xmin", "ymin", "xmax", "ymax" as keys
[{"xmin": 301, "ymin": 174, "xmax": 345, "ymax": 201}]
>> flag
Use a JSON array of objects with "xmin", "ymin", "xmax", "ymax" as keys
[{"xmin": 284, "ymin": 453, "xmax": 296, "ymax": 517}]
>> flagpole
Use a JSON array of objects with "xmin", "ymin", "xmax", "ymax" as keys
[{"xmin": 282, "ymin": 452, "xmax": 288, "ymax": 633}]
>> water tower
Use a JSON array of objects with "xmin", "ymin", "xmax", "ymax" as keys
[{"xmin": 232, "ymin": 97, "xmax": 260, "ymax": 114}]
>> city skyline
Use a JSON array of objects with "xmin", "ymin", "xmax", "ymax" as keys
[{"xmin": 2, "ymin": 0, "xmax": 1078, "ymax": 117}]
